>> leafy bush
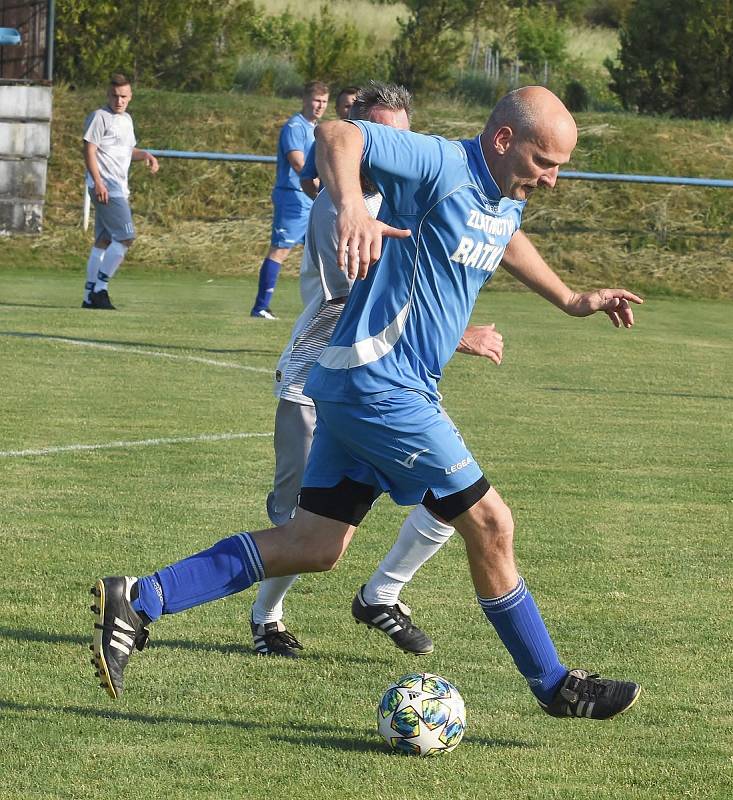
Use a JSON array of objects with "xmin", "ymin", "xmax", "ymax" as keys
[
  {"xmin": 515, "ymin": 6, "xmax": 568, "ymax": 77},
  {"xmin": 583, "ymin": 0, "xmax": 633, "ymax": 27},
  {"xmin": 451, "ymin": 69, "xmax": 514, "ymax": 107},
  {"xmin": 563, "ymin": 78, "xmax": 590, "ymax": 111},
  {"xmin": 516, "ymin": 0, "xmax": 590, "ymax": 23},
  {"xmin": 55, "ymin": 0, "xmax": 256, "ymax": 90},
  {"xmin": 292, "ymin": 4, "xmax": 389, "ymax": 86},
  {"xmin": 389, "ymin": 0, "xmax": 482, "ymax": 91},
  {"xmin": 233, "ymin": 53, "xmax": 304, "ymax": 98},
  {"xmin": 607, "ymin": 0, "xmax": 733, "ymax": 118}
]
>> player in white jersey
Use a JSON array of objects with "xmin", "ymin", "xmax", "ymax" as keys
[
  {"xmin": 251, "ymin": 83, "xmax": 505, "ymax": 658},
  {"xmin": 91, "ymin": 88, "xmax": 643, "ymax": 721},
  {"xmin": 81, "ymin": 74, "xmax": 159, "ymax": 310}
]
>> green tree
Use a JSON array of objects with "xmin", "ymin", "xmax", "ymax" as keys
[
  {"xmin": 55, "ymin": 0, "xmax": 258, "ymax": 90},
  {"xmin": 515, "ymin": 5, "xmax": 567, "ymax": 76},
  {"xmin": 607, "ymin": 0, "xmax": 733, "ymax": 118},
  {"xmin": 294, "ymin": 4, "xmax": 386, "ymax": 85},
  {"xmin": 55, "ymin": 0, "xmax": 133, "ymax": 85},
  {"xmin": 389, "ymin": 0, "xmax": 496, "ymax": 92}
]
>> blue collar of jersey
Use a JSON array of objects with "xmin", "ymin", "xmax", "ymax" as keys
[
  {"xmin": 460, "ymin": 135, "xmax": 526, "ymax": 211},
  {"xmin": 296, "ymin": 112, "xmax": 317, "ymax": 127}
]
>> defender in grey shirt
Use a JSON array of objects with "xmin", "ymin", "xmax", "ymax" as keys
[{"xmin": 82, "ymin": 73, "xmax": 159, "ymax": 310}]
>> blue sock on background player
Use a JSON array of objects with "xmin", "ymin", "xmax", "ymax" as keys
[
  {"xmin": 131, "ymin": 533, "xmax": 264, "ymax": 621},
  {"xmin": 478, "ymin": 577, "xmax": 568, "ymax": 704},
  {"xmin": 252, "ymin": 257, "xmax": 281, "ymax": 313}
]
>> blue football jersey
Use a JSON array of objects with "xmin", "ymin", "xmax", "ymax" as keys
[
  {"xmin": 304, "ymin": 121, "xmax": 525, "ymax": 404},
  {"xmin": 274, "ymin": 113, "xmax": 316, "ymax": 193}
]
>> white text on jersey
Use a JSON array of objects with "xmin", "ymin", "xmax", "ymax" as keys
[{"xmin": 450, "ymin": 236, "xmax": 505, "ymax": 273}]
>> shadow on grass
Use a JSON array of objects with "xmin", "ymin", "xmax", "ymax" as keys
[
  {"xmin": 0, "ymin": 696, "xmax": 259, "ymax": 730},
  {"xmin": 0, "ymin": 626, "xmax": 391, "ymax": 667},
  {"xmin": 273, "ymin": 729, "xmax": 532, "ymax": 753},
  {"xmin": 0, "ymin": 697, "xmax": 531, "ymax": 752},
  {"xmin": 0, "ymin": 329, "xmax": 278, "ymax": 357}
]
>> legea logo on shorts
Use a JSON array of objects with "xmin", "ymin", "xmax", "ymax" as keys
[{"xmin": 444, "ymin": 457, "xmax": 473, "ymax": 475}]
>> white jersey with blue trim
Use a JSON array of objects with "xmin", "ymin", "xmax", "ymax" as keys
[{"xmin": 304, "ymin": 121, "xmax": 525, "ymax": 404}]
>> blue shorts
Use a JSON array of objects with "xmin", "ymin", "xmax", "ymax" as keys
[
  {"xmin": 302, "ymin": 389, "xmax": 484, "ymax": 507},
  {"xmin": 270, "ymin": 188, "xmax": 311, "ymax": 248},
  {"xmin": 91, "ymin": 190, "xmax": 136, "ymax": 242}
]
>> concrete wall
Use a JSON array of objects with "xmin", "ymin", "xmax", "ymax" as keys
[{"xmin": 0, "ymin": 83, "xmax": 52, "ymax": 234}]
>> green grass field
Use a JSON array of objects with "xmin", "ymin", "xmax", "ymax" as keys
[{"xmin": 0, "ymin": 268, "xmax": 730, "ymax": 799}]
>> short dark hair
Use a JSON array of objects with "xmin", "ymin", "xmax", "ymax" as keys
[
  {"xmin": 350, "ymin": 81, "xmax": 412, "ymax": 121},
  {"xmin": 337, "ymin": 86, "xmax": 360, "ymax": 104},
  {"xmin": 303, "ymin": 80, "xmax": 329, "ymax": 97},
  {"xmin": 109, "ymin": 73, "xmax": 131, "ymax": 89}
]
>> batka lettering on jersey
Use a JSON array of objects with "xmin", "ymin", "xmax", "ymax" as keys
[{"xmin": 450, "ymin": 208, "xmax": 519, "ymax": 275}]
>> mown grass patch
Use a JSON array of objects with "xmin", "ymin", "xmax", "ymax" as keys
[{"xmin": 0, "ymin": 268, "xmax": 730, "ymax": 799}]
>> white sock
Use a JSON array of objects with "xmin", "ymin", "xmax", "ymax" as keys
[
  {"xmin": 84, "ymin": 247, "xmax": 105, "ymax": 300},
  {"xmin": 363, "ymin": 504, "xmax": 455, "ymax": 606},
  {"xmin": 94, "ymin": 240, "xmax": 127, "ymax": 292},
  {"xmin": 251, "ymin": 575, "xmax": 300, "ymax": 624}
]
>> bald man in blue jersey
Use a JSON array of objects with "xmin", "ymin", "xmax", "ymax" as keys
[{"xmin": 90, "ymin": 87, "xmax": 643, "ymax": 721}]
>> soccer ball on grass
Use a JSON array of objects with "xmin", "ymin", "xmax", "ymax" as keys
[{"xmin": 377, "ymin": 672, "xmax": 466, "ymax": 756}]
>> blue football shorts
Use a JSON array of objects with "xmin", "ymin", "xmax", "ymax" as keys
[
  {"xmin": 91, "ymin": 190, "xmax": 136, "ymax": 242},
  {"xmin": 270, "ymin": 188, "xmax": 311, "ymax": 248},
  {"xmin": 302, "ymin": 389, "xmax": 484, "ymax": 507}
]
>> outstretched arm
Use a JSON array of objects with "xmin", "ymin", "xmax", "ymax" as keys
[
  {"xmin": 315, "ymin": 121, "xmax": 410, "ymax": 280},
  {"xmin": 502, "ymin": 230, "xmax": 643, "ymax": 328},
  {"xmin": 132, "ymin": 148, "xmax": 159, "ymax": 174},
  {"xmin": 456, "ymin": 324, "xmax": 503, "ymax": 365}
]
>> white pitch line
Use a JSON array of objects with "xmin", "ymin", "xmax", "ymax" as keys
[
  {"xmin": 10, "ymin": 334, "xmax": 272, "ymax": 374},
  {"xmin": 0, "ymin": 431, "xmax": 272, "ymax": 459}
]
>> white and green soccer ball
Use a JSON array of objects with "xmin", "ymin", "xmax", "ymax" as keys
[{"xmin": 377, "ymin": 672, "xmax": 466, "ymax": 757}]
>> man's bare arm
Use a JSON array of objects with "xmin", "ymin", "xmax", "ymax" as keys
[
  {"xmin": 84, "ymin": 141, "xmax": 108, "ymax": 204},
  {"xmin": 501, "ymin": 231, "xmax": 575, "ymax": 308},
  {"xmin": 315, "ymin": 121, "xmax": 409, "ymax": 279},
  {"xmin": 502, "ymin": 230, "xmax": 643, "ymax": 328},
  {"xmin": 132, "ymin": 148, "xmax": 159, "ymax": 174},
  {"xmin": 456, "ymin": 324, "xmax": 503, "ymax": 365},
  {"xmin": 300, "ymin": 176, "xmax": 320, "ymax": 199}
]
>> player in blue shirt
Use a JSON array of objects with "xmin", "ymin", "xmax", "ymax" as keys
[
  {"xmin": 250, "ymin": 81, "xmax": 329, "ymax": 319},
  {"xmin": 90, "ymin": 87, "xmax": 643, "ymax": 721},
  {"xmin": 300, "ymin": 85, "xmax": 359, "ymax": 200}
]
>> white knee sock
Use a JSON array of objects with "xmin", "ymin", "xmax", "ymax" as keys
[
  {"xmin": 251, "ymin": 574, "xmax": 300, "ymax": 624},
  {"xmin": 94, "ymin": 240, "xmax": 127, "ymax": 291},
  {"xmin": 363, "ymin": 504, "xmax": 455, "ymax": 606},
  {"xmin": 84, "ymin": 246, "xmax": 105, "ymax": 300}
]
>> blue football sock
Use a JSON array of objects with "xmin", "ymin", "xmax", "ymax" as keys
[
  {"xmin": 131, "ymin": 575, "xmax": 164, "ymax": 621},
  {"xmin": 478, "ymin": 577, "xmax": 568, "ymax": 704},
  {"xmin": 252, "ymin": 258, "xmax": 281, "ymax": 313},
  {"xmin": 131, "ymin": 533, "xmax": 265, "ymax": 621}
]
